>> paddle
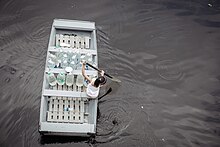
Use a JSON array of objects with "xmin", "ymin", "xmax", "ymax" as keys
[
  {"xmin": 86, "ymin": 62, "xmax": 121, "ymax": 82},
  {"xmin": 98, "ymin": 87, "xmax": 112, "ymax": 100}
]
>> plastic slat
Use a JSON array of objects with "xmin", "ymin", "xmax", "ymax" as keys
[
  {"xmin": 53, "ymin": 99, "xmax": 58, "ymax": 121},
  {"xmin": 80, "ymin": 37, "xmax": 85, "ymax": 49},
  {"xmin": 58, "ymin": 99, "xmax": 64, "ymax": 121},
  {"xmin": 70, "ymin": 99, "xmax": 74, "ymax": 110},
  {"xmin": 56, "ymin": 34, "xmax": 60, "ymax": 47},
  {"xmin": 72, "ymin": 76, "xmax": 76, "ymax": 91},
  {"xmin": 47, "ymin": 97, "xmax": 54, "ymax": 121},
  {"xmin": 70, "ymin": 35, "xmax": 75, "ymax": 48},
  {"xmin": 69, "ymin": 111, "xmax": 74, "ymax": 122},
  {"xmin": 85, "ymin": 36, "xmax": 90, "ymax": 49},
  {"xmin": 62, "ymin": 35, "xmax": 69, "ymax": 47},
  {"xmin": 84, "ymin": 102, "xmax": 89, "ymax": 123},
  {"xmin": 77, "ymin": 86, "xmax": 81, "ymax": 92},
  {"xmin": 63, "ymin": 35, "xmax": 68, "ymax": 45},
  {"xmin": 49, "ymin": 98, "xmax": 54, "ymax": 111},
  {"xmin": 47, "ymin": 97, "xmax": 86, "ymax": 123},
  {"xmin": 80, "ymin": 99, "xmax": 84, "ymax": 113},
  {"xmin": 60, "ymin": 34, "xmax": 64, "ymax": 44},
  {"xmin": 67, "ymin": 35, "xmax": 71, "ymax": 47},
  {"xmin": 43, "ymin": 89, "xmax": 88, "ymax": 97},
  {"xmin": 47, "ymin": 111, "xmax": 53, "ymax": 121},
  {"xmin": 68, "ymin": 99, "xmax": 74, "ymax": 122},
  {"xmin": 64, "ymin": 99, "xmax": 69, "ymax": 121},
  {"xmin": 75, "ymin": 98, "xmax": 80, "ymax": 122},
  {"xmin": 80, "ymin": 99, "xmax": 84, "ymax": 123},
  {"xmin": 75, "ymin": 36, "xmax": 80, "ymax": 49},
  {"xmin": 48, "ymin": 47, "xmax": 97, "ymax": 55}
]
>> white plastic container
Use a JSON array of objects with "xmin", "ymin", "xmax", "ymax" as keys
[
  {"xmin": 86, "ymin": 53, "xmax": 92, "ymax": 63},
  {"xmin": 76, "ymin": 74, "xmax": 84, "ymax": 87},
  {"xmin": 69, "ymin": 61, "xmax": 76, "ymax": 70},
  {"xmin": 66, "ymin": 73, "xmax": 74, "ymax": 86},
  {"xmin": 56, "ymin": 49, "xmax": 64, "ymax": 61},
  {"xmin": 62, "ymin": 54, "xmax": 68, "ymax": 62},
  {"xmin": 47, "ymin": 72, "xmax": 57, "ymax": 86},
  {"xmin": 57, "ymin": 73, "xmax": 65, "ymax": 85},
  {"xmin": 48, "ymin": 53, "xmax": 57, "ymax": 62},
  {"xmin": 62, "ymin": 60, "xmax": 69, "ymax": 68},
  {"xmin": 47, "ymin": 58, "xmax": 55, "ymax": 68}
]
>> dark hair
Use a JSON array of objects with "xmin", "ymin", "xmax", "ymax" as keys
[{"xmin": 94, "ymin": 76, "xmax": 106, "ymax": 87}]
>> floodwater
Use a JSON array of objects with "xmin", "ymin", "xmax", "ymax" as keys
[{"xmin": 0, "ymin": 0, "xmax": 220, "ymax": 147}]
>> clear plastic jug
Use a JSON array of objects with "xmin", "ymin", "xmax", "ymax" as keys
[
  {"xmin": 57, "ymin": 73, "xmax": 65, "ymax": 85},
  {"xmin": 66, "ymin": 73, "xmax": 74, "ymax": 86},
  {"xmin": 76, "ymin": 74, "xmax": 84, "ymax": 87},
  {"xmin": 47, "ymin": 72, "xmax": 57, "ymax": 86},
  {"xmin": 47, "ymin": 58, "xmax": 55, "ymax": 68}
]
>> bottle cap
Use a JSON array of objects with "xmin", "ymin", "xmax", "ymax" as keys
[{"xmin": 65, "ymin": 67, "xmax": 73, "ymax": 73}]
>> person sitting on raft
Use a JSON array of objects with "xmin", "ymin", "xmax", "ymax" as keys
[{"xmin": 81, "ymin": 61, "xmax": 107, "ymax": 98}]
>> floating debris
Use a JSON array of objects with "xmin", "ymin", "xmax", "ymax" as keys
[{"xmin": 208, "ymin": 3, "xmax": 212, "ymax": 7}]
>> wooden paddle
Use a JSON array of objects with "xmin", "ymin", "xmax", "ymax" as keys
[{"xmin": 86, "ymin": 62, "xmax": 121, "ymax": 82}]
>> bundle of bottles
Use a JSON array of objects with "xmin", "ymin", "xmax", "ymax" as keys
[
  {"xmin": 47, "ymin": 50, "xmax": 94, "ymax": 70},
  {"xmin": 47, "ymin": 72, "xmax": 86, "ymax": 88}
]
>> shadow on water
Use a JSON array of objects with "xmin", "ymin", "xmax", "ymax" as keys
[
  {"xmin": 194, "ymin": 19, "xmax": 220, "ymax": 28},
  {"xmin": 39, "ymin": 135, "xmax": 94, "ymax": 145}
]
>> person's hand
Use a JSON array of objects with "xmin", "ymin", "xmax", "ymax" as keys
[
  {"xmin": 100, "ymin": 70, "xmax": 105, "ymax": 76},
  {"xmin": 81, "ymin": 60, "xmax": 86, "ymax": 65}
]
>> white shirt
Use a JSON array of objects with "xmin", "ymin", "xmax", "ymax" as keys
[{"xmin": 86, "ymin": 78, "xmax": 100, "ymax": 98}]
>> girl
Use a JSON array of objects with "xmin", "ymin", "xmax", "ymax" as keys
[{"xmin": 82, "ymin": 62, "xmax": 106, "ymax": 98}]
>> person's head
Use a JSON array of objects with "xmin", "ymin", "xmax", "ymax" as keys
[{"xmin": 94, "ymin": 76, "xmax": 107, "ymax": 87}]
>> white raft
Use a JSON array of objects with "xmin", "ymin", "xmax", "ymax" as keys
[{"xmin": 39, "ymin": 19, "xmax": 98, "ymax": 136}]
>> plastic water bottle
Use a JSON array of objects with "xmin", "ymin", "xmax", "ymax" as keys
[
  {"xmin": 47, "ymin": 58, "xmax": 55, "ymax": 68},
  {"xmin": 86, "ymin": 53, "xmax": 92, "ymax": 63},
  {"xmin": 66, "ymin": 73, "xmax": 73, "ymax": 86},
  {"xmin": 56, "ymin": 59, "xmax": 62, "ymax": 68},
  {"xmin": 87, "ymin": 57, "xmax": 92, "ymax": 63},
  {"xmin": 61, "ymin": 60, "xmax": 69, "ymax": 68},
  {"xmin": 56, "ymin": 49, "xmax": 63, "ymax": 61},
  {"xmin": 75, "ymin": 51, "xmax": 80, "ymax": 69},
  {"xmin": 76, "ymin": 62, "xmax": 82, "ymax": 70},
  {"xmin": 48, "ymin": 53, "xmax": 57, "ymax": 63},
  {"xmin": 47, "ymin": 72, "xmax": 57, "ymax": 86},
  {"xmin": 71, "ymin": 53, "xmax": 77, "ymax": 61},
  {"xmin": 67, "ymin": 51, "xmax": 73, "ymax": 62},
  {"xmin": 69, "ymin": 61, "xmax": 76, "ymax": 70},
  {"xmin": 76, "ymin": 74, "xmax": 84, "ymax": 87},
  {"xmin": 80, "ymin": 54, "xmax": 86, "ymax": 61},
  {"xmin": 62, "ymin": 54, "xmax": 68, "ymax": 62},
  {"xmin": 85, "ymin": 53, "xmax": 92, "ymax": 70},
  {"xmin": 57, "ymin": 73, "xmax": 65, "ymax": 85}
]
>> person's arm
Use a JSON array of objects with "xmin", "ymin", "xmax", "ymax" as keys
[{"xmin": 82, "ymin": 62, "xmax": 91, "ymax": 83}]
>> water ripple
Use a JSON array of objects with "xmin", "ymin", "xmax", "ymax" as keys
[
  {"xmin": 96, "ymin": 99, "xmax": 132, "ymax": 143},
  {"xmin": 156, "ymin": 60, "xmax": 184, "ymax": 81},
  {"xmin": 20, "ymin": 16, "xmax": 50, "ymax": 43}
]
